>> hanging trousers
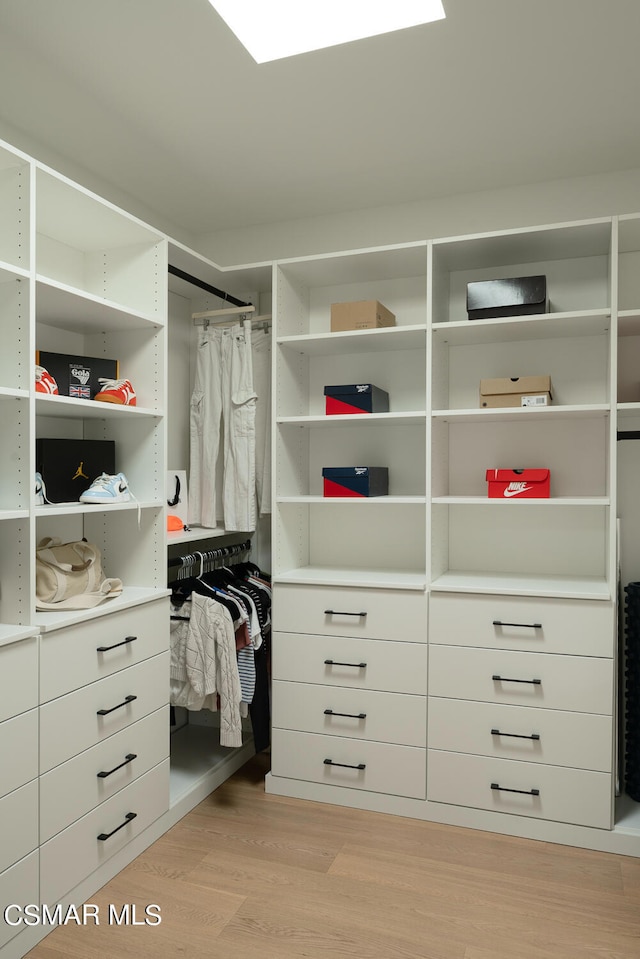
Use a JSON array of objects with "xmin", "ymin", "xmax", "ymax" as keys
[{"xmin": 189, "ymin": 321, "xmax": 257, "ymax": 531}]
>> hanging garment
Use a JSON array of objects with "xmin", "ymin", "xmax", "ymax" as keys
[
  {"xmin": 189, "ymin": 320, "xmax": 257, "ymax": 531},
  {"xmin": 251, "ymin": 326, "xmax": 272, "ymax": 516}
]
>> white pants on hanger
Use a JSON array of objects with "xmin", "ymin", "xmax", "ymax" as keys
[
  {"xmin": 251, "ymin": 327, "xmax": 272, "ymax": 516},
  {"xmin": 189, "ymin": 320, "xmax": 257, "ymax": 531}
]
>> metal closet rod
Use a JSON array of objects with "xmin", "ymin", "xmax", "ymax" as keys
[{"xmin": 168, "ymin": 264, "xmax": 251, "ymax": 308}]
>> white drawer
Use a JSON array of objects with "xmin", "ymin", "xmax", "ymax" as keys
[
  {"xmin": 429, "ymin": 593, "xmax": 614, "ymax": 657},
  {"xmin": 40, "ymin": 598, "xmax": 169, "ymax": 703},
  {"xmin": 272, "ymin": 632, "xmax": 428, "ymax": 693},
  {"xmin": 272, "ymin": 728, "xmax": 426, "ymax": 799},
  {"xmin": 273, "ymin": 583, "xmax": 427, "ymax": 642},
  {"xmin": 0, "ymin": 635, "xmax": 37, "ymax": 722},
  {"xmin": 428, "ymin": 698, "xmax": 613, "ymax": 771},
  {"xmin": 0, "ymin": 781, "xmax": 38, "ymax": 874},
  {"xmin": 40, "ymin": 706, "xmax": 170, "ymax": 842},
  {"xmin": 40, "ymin": 652, "xmax": 169, "ymax": 772},
  {"xmin": 427, "ymin": 749, "xmax": 612, "ymax": 829},
  {"xmin": 273, "ymin": 681, "xmax": 426, "ymax": 747},
  {"xmin": 0, "ymin": 851, "xmax": 39, "ymax": 949},
  {"xmin": 429, "ymin": 645, "xmax": 613, "ymax": 714},
  {"xmin": 0, "ymin": 709, "xmax": 38, "ymax": 799},
  {"xmin": 40, "ymin": 759, "xmax": 169, "ymax": 906}
]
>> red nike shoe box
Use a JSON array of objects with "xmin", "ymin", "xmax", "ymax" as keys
[{"xmin": 486, "ymin": 468, "xmax": 550, "ymax": 499}]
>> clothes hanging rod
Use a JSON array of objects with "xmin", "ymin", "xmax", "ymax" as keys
[
  {"xmin": 168, "ymin": 264, "xmax": 251, "ymax": 308},
  {"xmin": 167, "ymin": 537, "xmax": 252, "ymax": 569},
  {"xmin": 193, "ymin": 304, "xmax": 256, "ymax": 321},
  {"xmin": 193, "ymin": 309, "xmax": 272, "ymax": 332}
]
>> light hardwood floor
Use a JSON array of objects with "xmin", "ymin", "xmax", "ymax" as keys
[{"xmin": 26, "ymin": 753, "xmax": 640, "ymax": 959}]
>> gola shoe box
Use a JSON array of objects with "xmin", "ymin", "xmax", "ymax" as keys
[
  {"xmin": 480, "ymin": 375, "xmax": 553, "ymax": 409},
  {"xmin": 324, "ymin": 383, "xmax": 390, "ymax": 415},
  {"xmin": 322, "ymin": 467, "xmax": 389, "ymax": 497},
  {"xmin": 36, "ymin": 351, "xmax": 119, "ymax": 400},
  {"xmin": 36, "ymin": 438, "xmax": 116, "ymax": 503},
  {"xmin": 467, "ymin": 275, "xmax": 548, "ymax": 320},
  {"xmin": 486, "ymin": 468, "xmax": 550, "ymax": 499},
  {"xmin": 330, "ymin": 300, "xmax": 396, "ymax": 332}
]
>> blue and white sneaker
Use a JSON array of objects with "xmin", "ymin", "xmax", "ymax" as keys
[
  {"xmin": 35, "ymin": 471, "xmax": 46, "ymax": 506},
  {"xmin": 79, "ymin": 472, "xmax": 132, "ymax": 504}
]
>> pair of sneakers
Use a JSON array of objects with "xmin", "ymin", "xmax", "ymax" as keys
[
  {"xmin": 35, "ymin": 471, "xmax": 133, "ymax": 506},
  {"xmin": 35, "ymin": 366, "xmax": 137, "ymax": 406}
]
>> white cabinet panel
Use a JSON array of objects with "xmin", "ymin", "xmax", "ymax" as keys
[
  {"xmin": 272, "ymin": 632, "xmax": 428, "ymax": 694},
  {"xmin": 273, "ymin": 681, "xmax": 426, "ymax": 747},
  {"xmin": 0, "ymin": 636, "xmax": 37, "ymax": 723},
  {"xmin": 0, "ymin": 781, "xmax": 38, "ymax": 874},
  {"xmin": 0, "ymin": 709, "xmax": 38, "ymax": 799},
  {"xmin": 0, "ymin": 852, "xmax": 39, "ymax": 949}
]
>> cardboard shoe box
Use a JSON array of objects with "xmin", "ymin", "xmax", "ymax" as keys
[
  {"xmin": 36, "ymin": 351, "xmax": 119, "ymax": 400},
  {"xmin": 486, "ymin": 468, "xmax": 550, "ymax": 499},
  {"xmin": 324, "ymin": 383, "xmax": 390, "ymax": 415},
  {"xmin": 467, "ymin": 275, "xmax": 548, "ymax": 320},
  {"xmin": 480, "ymin": 375, "xmax": 553, "ymax": 409},
  {"xmin": 330, "ymin": 300, "xmax": 396, "ymax": 332},
  {"xmin": 36, "ymin": 438, "xmax": 116, "ymax": 503},
  {"xmin": 322, "ymin": 467, "xmax": 389, "ymax": 497}
]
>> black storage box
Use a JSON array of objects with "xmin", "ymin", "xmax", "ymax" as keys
[
  {"xmin": 466, "ymin": 275, "xmax": 548, "ymax": 320},
  {"xmin": 36, "ymin": 351, "xmax": 119, "ymax": 400},
  {"xmin": 36, "ymin": 439, "xmax": 116, "ymax": 503},
  {"xmin": 322, "ymin": 467, "xmax": 389, "ymax": 497},
  {"xmin": 324, "ymin": 383, "xmax": 390, "ymax": 415}
]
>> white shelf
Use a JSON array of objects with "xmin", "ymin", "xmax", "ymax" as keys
[
  {"xmin": 430, "ymin": 570, "xmax": 611, "ymax": 600},
  {"xmin": 432, "ymin": 496, "xmax": 609, "ymax": 506},
  {"xmin": 0, "ymin": 260, "xmax": 29, "ymax": 282},
  {"xmin": 0, "ymin": 386, "xmax": 28, "ymax": 400},
  {"xmin": 36, "ymin": 276, "xmax": 163, "ymax": 332},
  {"xmin": 0, "ymin": 509, "xmax": 29, "ymax": 521},
  {"xmin": 167, "ymin": 526, "xmax": 239, "ymax": 545},
  {"xmin": 35, "ymin": 393, "xmax": 161, "ymax": 419},
  {"xmin": 277, "ymin": 325, "xmax": 426, "ymax": 357},
  {"xmin": 169, "ymin": 724, "xmax": 255, "ymax": 809},
  {"xmin": 0, "ymin": 625, "xmax": 38, "ymax": 649},
  {"xmin": 278, "ymin": 495, "xmax": 427, "ymax": 504},
  {"xmin": 432, "ymin": 404, "xmax": 610, "ymax": 423},
  {"xmin": 275, "ymin": 565, "xmax": 427, "ymax": 590},
  {"xmin": 432, "ymin": 309, "xmax": 610, "ymax": 346},
  {"xmin": 35, "ymin": 586, "xmax": 170, "ymax": 632},
  {"xmin": 35, "ymin": 500, "xmax": 162, "ymax": 517},
  {"xmin": 617, "ymin": 403, "xmax": 640, "ymax": 420},
  {"xmin": 277, "ymin": 411, "xmax": 426, "ymax": 427}
]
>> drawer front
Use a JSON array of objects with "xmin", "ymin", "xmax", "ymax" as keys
[
  {"xmin": 427, "ymin": 749, "xmax": 612, "ymax": 829},
  {"xmin": 0, "ymin": 781, "xmax": 38, "ymax": 874},
  {"xmin": 40, "ymin": 598, "xmax": 169, "ymax": 703},
  {"xmin": 272, "ymin": 632, "xmax": 428, "ymax": 693},
  {"xmin": 429, "ymin": 645, "xmax": 613, "ymax": 714},
  {"xmin": 0, "ymin": 635, "xmax": 37, "ymax": 722},
  {"xmin": 273, "ymin": 681, "xmax": 427, "ymax": 747},
  {"xmin": 0, "ymin": 709, "xmax": 38, "ymax": 799},
  {"xmin": 273, "ymin": 584, "xmax": 427, "ymax": 642},
  {"xmin": 40, "ymin": 652, "xmax": 169, "ymax": 772},
  {"xmin": 40, "ymin": 706, "xmax": 170, "ymax": 842},
  {"xmin": 428, "ymin": 698, "xmax": 613, "ymax": 771},
  {"xmin": 272, "ymin": 728, "xmax": 426, "ymax": 799},
  {"xmin": 40, "ymin": 759, "xmax": 169, "ymax": 905},
  {"xmin": 429, "ymin": 593, "xmax": 614, "ymax": 657},
  {"xmin": 0, "ymin": 851, "xmax": 39, "ymax": 949}
]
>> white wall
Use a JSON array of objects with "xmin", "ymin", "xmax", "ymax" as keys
[{"xmin": 195, "ymin": 166, "xmax": 640, "ymax": 266}]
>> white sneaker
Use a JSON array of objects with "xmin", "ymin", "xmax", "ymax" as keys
[
  {"xmin": 35, "ymin": 471, "xmax": 46, "ymax": 506},
  {"xmin": 79, "ymin": 472, "xmax": 132, "ymax": 504}
]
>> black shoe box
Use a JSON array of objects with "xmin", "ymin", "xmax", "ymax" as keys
[
  {"xmin": 36, "ymin": 439, "xmax": 116, "ymax": 503},
  {"xmin": 36, "ymin": 351, "xmax": 119, "ymax": 400},
  {"xmin": 466, "ymin": 275, "xmax": 548, "ymax": 320}
]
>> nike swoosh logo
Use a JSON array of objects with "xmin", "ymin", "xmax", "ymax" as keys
[
  {"xmin": 119, "ymin": 484, "xmax": 127, "ymax": 493},
  {"xmin": 503, "ymin": 486, "xmax": 534, "ymax": 497}
]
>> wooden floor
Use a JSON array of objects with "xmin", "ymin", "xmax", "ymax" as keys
[{"xmin": 26, "ymin": 753, "xmax": 640, "ymax": 959}]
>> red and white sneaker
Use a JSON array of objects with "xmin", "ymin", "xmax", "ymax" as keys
[
  {"xmin": 95, "ymin": 378, "xmax": 137, "ymax": 406},
  {"xmin": 35, "ymin": 365, "xmax": 59, "ymax": 394}
]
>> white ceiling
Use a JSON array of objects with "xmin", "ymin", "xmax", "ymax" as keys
[{"xmin": 0, "ymin": 0, "xmax": 639, "ymax": 238}]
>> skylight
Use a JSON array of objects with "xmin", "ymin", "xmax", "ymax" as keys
[{"xmin": 208, "ymin": 1, "xmax": 446, "ymax": 64}]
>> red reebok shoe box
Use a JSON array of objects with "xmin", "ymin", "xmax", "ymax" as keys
[
  {"xmin": 324, "ymin": 384, "xmax": 389, "ymax": 415},
  {"xmin": 486, "ymin": 468, "xmax": 550, "ymax": 499}
]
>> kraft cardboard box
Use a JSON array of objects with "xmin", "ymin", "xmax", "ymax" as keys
[
  {"xmin": 467, "ymin": 275, "xmax": 548, "ymax": 320},
  {"xmin": 36, "ymin": 351, "xmax": 119, "ymax": 400},
  {"xmin": 486, "ymin": 468, "xmax": 550, "ymax": 499},
  {"xmin": 36, "ymin": 438, "xmax": 116, "ymax": 503},
  {"xmin": 330, "ymin": 300, "xmax": 396, "ymax": 332},
  {"xmin": 324, "ymin": 384, "xmax": 390, "ymax": 415},
  {"xmin": 480, "ymin": 375, "xmax": 553, "ymax": 409}
]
